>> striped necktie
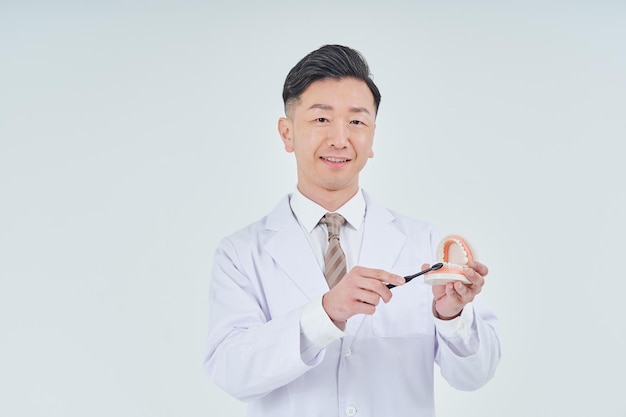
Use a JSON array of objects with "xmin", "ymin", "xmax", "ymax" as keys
[{"xmin": 320, "ymin": 213, "xmax": 347, "ymax": 289}]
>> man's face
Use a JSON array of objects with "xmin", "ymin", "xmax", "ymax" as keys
[{"xmin": 278, "ymin": 77, "xmax": 376, "ymax": 202}]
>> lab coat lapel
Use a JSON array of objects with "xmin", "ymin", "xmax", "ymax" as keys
[
  {"xmin": 264, "ymin": 196, "xmax": 329, "ymax": 300},
  {"xmin": 359, "ymin": 194, "xmax": 407, "ymax": 272},
  {"xmin": 346, "ymin": 193, "xmax": 407, "ymax": 334}
]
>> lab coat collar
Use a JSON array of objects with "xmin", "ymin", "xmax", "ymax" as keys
[
  {"xmin": 289, "ymin": 187, "xmax": 366, "ymax": 233},
  {"xmin": 264, "ymin": 195, "xmax": 329, "ymax": 300}
]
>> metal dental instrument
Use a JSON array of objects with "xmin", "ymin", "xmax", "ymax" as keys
[{"xmin": 386, "ymin": 262, "xmax": 444, "ymax": 289}]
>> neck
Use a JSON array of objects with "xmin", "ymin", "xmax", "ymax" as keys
[{"xmin": 297, "ymin": 185, "xmax": 359, "ymax": 212}]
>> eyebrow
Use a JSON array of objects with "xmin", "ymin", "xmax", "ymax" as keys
[{"xmin": 308, "ymin": 103, "xmax": 371, "ymax": 115}]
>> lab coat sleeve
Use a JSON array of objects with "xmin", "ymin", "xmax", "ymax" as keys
[
  {"xmin": 435, "ymin": 298, "xmax": 501, "ymax": 391},
  {"xmin": 203, "ymin": 237, "xmax": 322, "ymax": 402}
]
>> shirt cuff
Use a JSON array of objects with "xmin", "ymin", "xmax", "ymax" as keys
[
  {"xmin": 434, "ymin": 303, "xmax": 475, "ymax": 341},
  {"xmin": 300, "ymin": 296, "xmax": 344, "ymax": 362}
]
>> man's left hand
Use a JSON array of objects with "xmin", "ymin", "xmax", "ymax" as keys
[{"xmin": 430, "ymin": 261, "xmax": 488, "ymax": 320}]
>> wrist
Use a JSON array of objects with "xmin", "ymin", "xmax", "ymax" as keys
[
  {"xmin": 432, "ymin": 300, "xmax": 462, "ymax": 321},
  {"xmin": 322, "ymin": 293, "xmax": 347, "ymax": 330}
]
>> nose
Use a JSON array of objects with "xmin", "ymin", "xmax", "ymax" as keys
[{"xmin": 328, "ymin": 122, "xmax": 349, "ymax": 148}]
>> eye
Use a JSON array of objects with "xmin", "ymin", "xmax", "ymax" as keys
[
  {"xmin": 350, "ymin": 120, "xmax": 364, "ymax": 125},
  {"xmin": 315, "ymin": 117, "xmax": 329, "ymax": 123}
]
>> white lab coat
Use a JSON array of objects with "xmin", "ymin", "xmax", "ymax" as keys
[{"xmin": 204, "ymin": 191, "xmax": 500, "ymax": 417}]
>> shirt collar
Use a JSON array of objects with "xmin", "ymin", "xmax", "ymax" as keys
[{"xmin": 289, "ymin": 188, "xmax": 366, "ymax": 233}]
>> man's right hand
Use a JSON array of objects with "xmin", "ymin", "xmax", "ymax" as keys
[{"xmin": 322, "ymin": 266, "xmax": 405, "ymax": 330}]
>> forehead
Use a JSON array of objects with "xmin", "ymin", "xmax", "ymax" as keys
[{"xmin": 296, "ymin": 77, "xmax": 376, "ymax": 112}]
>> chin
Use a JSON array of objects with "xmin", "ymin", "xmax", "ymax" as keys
[{"xmin": 320, "ymin": 180, "xmax": 358, "ymax": 193}]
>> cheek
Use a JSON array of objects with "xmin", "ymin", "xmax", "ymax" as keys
[{"xmin": 361, "ymin": 136, "xmax": 374, "ymax": 158}]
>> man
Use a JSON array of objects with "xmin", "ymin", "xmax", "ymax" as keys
[{"xmin": 204, "ymin": 44, "xmax": 500, "ymax": 416}]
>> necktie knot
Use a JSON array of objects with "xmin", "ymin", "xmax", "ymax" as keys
[{"xmin": 320, "ymin": 213, "xmax": 345, "ymax": 241}]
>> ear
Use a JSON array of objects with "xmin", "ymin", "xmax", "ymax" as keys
[{"xmin": 278, "ymin": 117, "xmax": 294, "ymax": 153}]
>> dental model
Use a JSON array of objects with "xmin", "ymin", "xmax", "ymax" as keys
[{"xmin": 424, "ymin": 235, "xmax": 475, "ymax": 285}]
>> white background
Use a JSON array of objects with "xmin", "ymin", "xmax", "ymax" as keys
[{"xmin": 1, "ymin": 1, "xmax": 625, "ymax": 416}]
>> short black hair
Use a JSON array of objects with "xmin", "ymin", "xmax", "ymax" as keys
[{"xmin": 282, "ymin": 44, "xmax": 381, "ymax": 115}]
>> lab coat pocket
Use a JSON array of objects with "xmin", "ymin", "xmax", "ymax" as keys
[{"xmin": 372, "ymin": 282, "xmax": 434, "ymax": 339}]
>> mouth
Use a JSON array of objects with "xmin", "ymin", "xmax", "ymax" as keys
[{"xmin": 321, "ymin": 156, "xmax": 351, "ymax": 163}]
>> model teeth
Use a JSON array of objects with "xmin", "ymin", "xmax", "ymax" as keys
[
  {"xmin": 425, "ymin": 235, "xmax": 475, "ymax": 285},
  {"xmin": 442, "ymin": 262, "xmax": 468, "ymax": 270},
  {"xmin": 438, "ymin": 238, "xmax": 469, "ymax": 264}
]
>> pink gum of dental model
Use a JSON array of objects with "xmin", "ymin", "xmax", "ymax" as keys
[{"xmin": 424, "ymin": 234, "xmax": 476, "ymax": 286}]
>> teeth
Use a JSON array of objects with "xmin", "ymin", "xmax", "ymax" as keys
[
  {"xmin": 324, "ymin": 157, "xmax": 348, "ymax": 162},
  {"xmin": 443, "ymin": 262, "xmax": 468, "ymax": 270}
]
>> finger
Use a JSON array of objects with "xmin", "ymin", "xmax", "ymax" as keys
[
  {"xmin": 454, "ymin": 282, "xmax": 480, "ymax": 307},
  {"xmin": 445, "ymin": 281, "xmax": 459, "ymax": 299},
  {"xmin": 356, "ymin": 266, "xmax": 404, "ymax": 286},
  {"xmin": 469, "ymin": 260, "xmax": 488, "ymax": 277},
  {"xmin": 462, "ymin": 266, "xmax": 485, "ymax": 289},
  {"xmin": 446, "ymin": 282, "xmax": 467, "ymax": 308},
  {"xmin": 357, "ymin": 278, "xmax": 394, "ymax": 303},
  {"xmin": 349, "ymin": 299, "xmax": 377, "ymax": 316},
  {"xmin": 432, "ymin": 284, "xmax": 446, "ymax": 300},
  {"xmin": 323, "ymin": 285, "xmax": 381, "ymax": 322},
  {"xmin": 454, "ymin": 280, "xmax": 474, "ymax": 301},
  {"xmin": 355, "ymin": 287, "xmax": 383, "ymax": 306}
]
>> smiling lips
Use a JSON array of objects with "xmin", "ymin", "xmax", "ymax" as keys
[
  {"xmin": 423, "ymin": 235, "xmax": 476, "ymax": 286},
  {"xmin": 321, "ymin": 156, "xmax": 351, "ymax": 163}
]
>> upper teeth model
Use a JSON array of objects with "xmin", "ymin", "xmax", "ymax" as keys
[{"xmin": 423, "ymin": 235, "xmax": 476, "ymax": 286}]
